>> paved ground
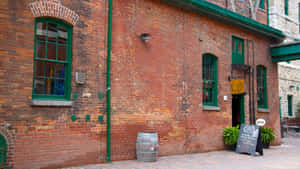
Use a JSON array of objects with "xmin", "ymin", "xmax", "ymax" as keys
[{"xmin": 65, "ymin": 136, "xmax": 300, "ymax": 169}]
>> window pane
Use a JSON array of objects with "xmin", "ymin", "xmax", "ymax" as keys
[
  {"xmin": 56, "ymin": 63, "xmax": 65, "ymax": 78},
  {"xmin": 55, "ymin": 80, "xmax": 65, "ymax": 95},
  {"xmin": 34, "ymin": 78, "xmax": 45, "ymax": 94},
  {"xmin": 203, "ymin": 81, "xmax": 214, "ymax": 103},
  {"xmin": 45, "ymin": 78, "xmax": 55, "ymax": 94},
  {"xmin": 36, "ymin": 22, "xmax": 47, "ymax": 41},
  {"xmin": 47, "ymin": 23, "xmax": 57, "ymax": 43},
  {"xmin": 34, "ymin": 61, "xmax": 44, "ymax": 77},
  {"xmin": 257, "ymin": 87, "xmax": 263, "ymax": 106},
  {"xmin": 45, "ymin": 62, "xmax": 55, "ymax": 77},
  {"xmin": 36, "ymin": 41, "xmax": 46, "ymax": 58},
  {"xmin": 58, "ymin": 45, "xmax": 66, "ymax": 61},
  {"xmin": 47, "ymin": 43, "xmax": 57, "ymax": 60},
  {"xmin": 58, "ymin": 27, "xmax": 68, "ymax": 44},
  {"xmin": 238, "ymin": 41, "xmax": 242, "ymax": 54}
]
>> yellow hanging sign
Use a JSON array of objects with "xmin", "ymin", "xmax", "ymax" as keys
[{"xmin": 231, "ymin": 79, "xmax": 245, "ymax": 94}]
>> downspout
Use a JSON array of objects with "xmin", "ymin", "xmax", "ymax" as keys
[
  {"xmin": 106, "ymin": 0, "xmax": 112, "ymax": 163},
  {"xmin": 267, "ymin": 0, "xmax": 269, "ymax": 25}
]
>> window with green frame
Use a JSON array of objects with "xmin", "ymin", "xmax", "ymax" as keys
[
  {"xmin": 232, "ymin": 36, "xmax": 244, "ymax": 64},
  {"xmin": 202, "ymin": 53, "xmax": 218, "ymax": 106},
  {"xmin": 257, "ymin": 65, "xmax": 268, "ymax": 108},
  {"xmin": 285, "ymin": 0, "xmax": 289, "ymax": 15},
  {"xmin": 32, "ymin": 17, "xmax": 72, "ymax": 100},
  {"xmin": 259, "ymin": 0, "xmax": 265, "ymax": 10}
]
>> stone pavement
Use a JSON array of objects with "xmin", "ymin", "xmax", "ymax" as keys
[{"xmin": 64, "ymin": 136, "xmax": 300, "ymax": 169}]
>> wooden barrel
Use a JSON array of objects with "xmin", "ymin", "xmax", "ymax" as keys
[{"xmin": 136, "ymin": 132, "xmax": 159, "ymax": 162}]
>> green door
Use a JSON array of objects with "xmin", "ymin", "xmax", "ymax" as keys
[
  {"xmin": 232, "ymin": 36, "xmax": 244, "ymax": 64},
  {"xmin": 0, "ymin": 135, "xmax": 6, "ymax": 168},
  {"xmin": 288, "ymin": 95, "xmax": 293, "ymax": 117}
]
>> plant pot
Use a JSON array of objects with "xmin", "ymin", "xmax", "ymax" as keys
[
  {"xmin": 262, "ymin": 142, "xmax": 270, "ymax": 148},
  {"xmin": 227, "ymin": 144, "xmax": 236, "ymax": 151}
]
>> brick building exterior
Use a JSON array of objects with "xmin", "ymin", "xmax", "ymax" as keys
[{"xmin": 1, "ymin": 0, "xmax": 283, "ymax": 168}]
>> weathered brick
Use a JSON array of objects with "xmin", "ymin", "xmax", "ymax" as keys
[{"xmin": 0, "ymin": 0, "xmax": 280, "ymax": 168}]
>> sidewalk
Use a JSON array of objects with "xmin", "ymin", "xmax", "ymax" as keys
[{"xmin": 64, "ymin": 136, "xmax": 300, "ymax": 169}]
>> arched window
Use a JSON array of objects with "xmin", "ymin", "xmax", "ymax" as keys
[
  {"xmin": 0, "ymin": 135, "xmax": 6, "ymax": 168},
  {"xmin": 202, "ymin": 54, "xmax": 218, "ymax": 106},
  {"xmin": 257, "ymin": 65, "xmax": 268, "ymax": 108},
  {"xmin": 32, "ymin": 17, "xmax": 72, "ymax": 100}
]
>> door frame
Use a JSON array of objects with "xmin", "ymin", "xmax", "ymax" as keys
[{"xmin": 288, "ymin": 95, "xmax": 293, "ymax": 117}]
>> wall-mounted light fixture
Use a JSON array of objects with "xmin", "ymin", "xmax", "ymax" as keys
[{"xmin": 140, "ymin": 33, "xmax": 151, "ymax": 43}]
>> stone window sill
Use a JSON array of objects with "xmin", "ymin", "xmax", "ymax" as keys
[
  {"xmin": 31, "ymin": 100, "xmax": 73, "ymax": 107},
  {"xmin": 203, "ymin": 106, "xmax": 221, "ymax": 111},
  {"xmin": 257, "ymin": 108, "xmax": 270, "ymax": 113}
]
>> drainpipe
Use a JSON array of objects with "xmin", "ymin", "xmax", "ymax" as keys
[
  {"xmin": 267, "ymin": 0, "xmax": 269, "ymax": 25},
  {"xmin": 106, "ymin": 0, "xmax": 112, "ymax": 163}
]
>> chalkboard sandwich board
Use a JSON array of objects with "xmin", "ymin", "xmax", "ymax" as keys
[{"xmin": 236, "ymin": 124, "xmax": 263, "ymax": 156}]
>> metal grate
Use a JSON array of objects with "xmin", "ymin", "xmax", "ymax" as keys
[
  {"xmin": 203, "ymin": 54, "xmax": 217, "ymax": 105},
  {"xmin": 257, "ymin": 66, "xmax": 267, "ymax": 108}
]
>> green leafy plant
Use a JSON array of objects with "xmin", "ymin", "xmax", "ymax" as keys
[
  {"xmin": 223, "ymin": 126, "xmax": 240, "ymax": 146},
  {"xmin": 260, "ymin": 127, "xmax": 275, "ymax": 144}
]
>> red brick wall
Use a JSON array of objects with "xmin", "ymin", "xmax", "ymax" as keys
[{"xmin": 0, "ymin": 0, "xmax": 279, "ymax": 168}]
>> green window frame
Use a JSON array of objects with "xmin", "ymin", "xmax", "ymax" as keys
[
  {"xmin": 257, "ymin": 65, "xmax": 268, "ymax": 109},
  {"xmin": 202, "ymin": 53, "xmax": 218, "ymax": 106},
  {"xmin": 232, "ymin": 36, "xmax": 244, "ymax": 64},
  {"xmin": 32, "ymin": 17, "xmax": 73, "ymax": 101},
  {"xmin": 259, "ymin": 0, "xmax": 265, "ymax": 10},
  {"xmin": 285, "ymin": 0, "xmax": 289, "ymax": 15}
]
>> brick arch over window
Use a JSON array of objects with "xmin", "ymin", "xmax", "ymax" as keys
[{"xmin": 28, "ymin": 0, "xmax": 79, "ymax": 26}]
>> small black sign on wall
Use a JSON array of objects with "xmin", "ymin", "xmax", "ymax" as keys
[{"xmin": 236, "ymin": 124, "xmax": 263, "ymax": 156}]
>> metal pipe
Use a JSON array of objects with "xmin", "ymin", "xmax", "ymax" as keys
[
  {"xmin": 267, "ymin": 0, "xmax": 269, "ymax": 25},
  {"xmin": 252, "ymin": 40, "xmax": 255, "ymax": 124},
  {"xmin": 247, "ymin": 40, "xmax": 252, "ymax": 125},
  {"xmin": 106, "ymin": 0, "xmax": 112, "ymax": 163}
]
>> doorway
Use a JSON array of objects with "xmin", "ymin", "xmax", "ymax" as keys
[
  {"xmin": 0, "ymin": 135, "xmax": 6, "ymax": 168},
  {"xmin": 288, "ymin": 95, "xmax": 293, "ymax": 117},
  {"xmin": 232, "ymin": 95, "xmax": 245, "ymax": 126}
]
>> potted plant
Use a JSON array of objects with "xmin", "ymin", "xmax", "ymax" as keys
[
  {"xmin": 223, "ymin": 126, "xmax": 240, "ymax": 150},
  {"xmin": 260, "ymin": 127, "xmax": 275, "ymax": 148}
]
